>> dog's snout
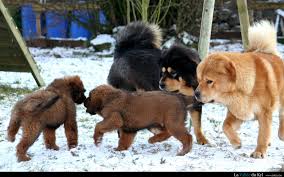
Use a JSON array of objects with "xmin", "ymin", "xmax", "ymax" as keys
[
  {"xmin": 159, "ymin": 81, "xmax": 165, "ymax": 90},
  {"xmin": 194, "ymin": 89, "xmax": 201, "ymax": 100}
]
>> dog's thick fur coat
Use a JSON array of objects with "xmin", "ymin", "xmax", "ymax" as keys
[
  {"xmin": 6, "ymin": 76, "xmax": 86, "ymax": 161},
  {"xmin": 84, "ymin": 85, "xmax": 193, "ymax": 156},
  {"xmin": 196, "ymin": 21, "xmax": 284, "ymax": 158},
  {"xmin": 107, "ymin": 21, "xmax": 162, "ymax": 91}
]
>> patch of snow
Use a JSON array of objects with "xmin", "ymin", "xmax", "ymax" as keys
[
  {"xmin": 90, "ymin": 34, "xmax": 115, "ymax": 46},
  {"xmin": 162, "ymin": 37, "xmax": 176, "ymax": 49}
]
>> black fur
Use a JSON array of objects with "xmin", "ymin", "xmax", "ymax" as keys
[
  {"xmin": 107, "ymin": 21, "xmax": 161, "ymax": 91},
  {"xmin": 160, "ymin": 44, "xmax": 201, "ymax": 89}
]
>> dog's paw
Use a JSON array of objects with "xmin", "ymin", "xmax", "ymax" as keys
[
  {"xmin": 148, "ymin": 137, "xmax": 157, "ymax": 144},
  {"xmin": 46, "ymin": 144, "xmax": 60, "ymax": 151},
  {"xmin": 68, "ymin": 144, "xmax": 77, "ymax": 150},
  {"xmin": 196, "ymin": 136, "xmax": 209, "ymax": 145},
  {"xmin": 17, "ymin": 155, "xmax": 31, "ymax": 162},
  {"xmin": 250, "ymin": 151, "xmax": 266, "ymax": 159},
  {"xmin": 232, "ymin": 143, "xmax": 242, "ymax": 149},
  {"xmin": 94, "ymin": 137, "xmax": 102, "ymax": 146},
  {"xmin": 114, "ymin": 146, "xmax": 127, "ymax": 151},
  {"xmin": 6, "ymin": 134, "xmax": 15, "ymax": 142}
]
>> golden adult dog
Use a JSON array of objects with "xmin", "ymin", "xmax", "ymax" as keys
[
  {"xmin": 84, "ymin": 85, "xmax": 193, "ymax": 156},
  {"xmin": 195, "ymin": 20, "xmax": 284, "ymax": 158},
  {"xmin": 6, "ymin": 76, "xmax": 86, "ymax": 162}
]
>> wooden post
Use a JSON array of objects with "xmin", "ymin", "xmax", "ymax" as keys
[
  {"xmin": 198, "ymin": 0, "xmax": 215, "ymax": 60},
  {"xmin": 0, "ymin": 0, "xmax": 45, "ymax": 87},
  {"xmin": 35, "ymin": 11, "xmax": 42, "ymax": 37},
  {"xmin": 237, "ymin": 0, "xmax": 250, "ymax": 50}
]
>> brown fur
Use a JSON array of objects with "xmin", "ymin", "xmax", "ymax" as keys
[
  {"xmin": 6, "ymin": 75, "xmax": 86, "ymax": 162},
  {"xmin": 84, "ymin": 85, "xmax": 193, "ymax": 156},
  {"xmin": 196, "ymin": 21, "xmax": 284, "ymax": 158}
]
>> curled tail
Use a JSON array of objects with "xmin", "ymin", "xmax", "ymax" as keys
[
  {"xmin": 247, "ymin": 20, "xmax": 280, "ymax": 57},
  {"xmin": 115, "ymin": 21, "xmax": 162, "ymax": 54}
]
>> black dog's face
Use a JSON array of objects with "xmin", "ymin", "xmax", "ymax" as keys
[
  {"xmin": 159, "ymin": 66, "xmax": 183, "ymax": 92},
  {"xmin": 159, "ymin": 45, "xmax": 200, "ymax": 96}
]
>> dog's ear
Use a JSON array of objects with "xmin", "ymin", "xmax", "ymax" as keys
[{"xmin": 224, "ymin": 60, "xmax": 236, "ymax": 82}]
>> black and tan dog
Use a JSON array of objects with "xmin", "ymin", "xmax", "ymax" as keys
[
  {"xmin": 159, "ymin": 44, "xmax": 208, "ymax": 145},
  {"xmin": 6, "ymin": 75, "xmax": 86, "ymax": 162},
  {"xmin": 84, "ymin": 85, "xmax": 193, "ymax": 156}
]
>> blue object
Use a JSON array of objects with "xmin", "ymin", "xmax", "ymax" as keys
[
  {"xmin": 70, "ymin": 10, "xmax": 92, "ymax": 39},
  {"xmin": 21, "ymin": 4, "xmax": 37, "ymax": 39},
  {"xmin": 99, "ymin": 10, "xmax": 107, "ymax": 25},
  {"xmin": 45, "ymin": 11, "xmax": 68, "ymax": 38}
]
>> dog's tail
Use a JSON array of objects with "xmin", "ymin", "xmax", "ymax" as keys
[
  {"xmin": 115, "ymin": 21, "xmax": 162, "ymax": 53},
  {"xmin": 6, "ymin": 94, "xmax": 60, "ymax": 142},
  {"xmin": 247, "ymin": 20, "xmax": 280, "ymax": 57},
  {"xmin": 6, "ymin": 109, "xmax": 21, "ymax": 142}
]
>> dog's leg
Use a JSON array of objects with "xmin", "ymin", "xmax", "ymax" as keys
[
  {"xmin": 115, "ymin": 129, "xmax": 137, "ymax": 151},
  {"xmin": 94, "ymin": 112, "xmax": 123, "ymax": 146},
  {"xmin": 43, "ymin": 127, "xmax": 59, "ymax": 150},
  {"xmin": 251, "ymin": 109, "xmax": 272, "ymax": 158},
  {"xmin": 190, "ymin": 109, "xmax": 209, "ymax": 145},
  {"xmin": 223, "ymin": 111, "xmax": 243, "ymax": 149},
  {"xmin": 166, "ymin": 123, "xmax": 192, "ymax": 156},
  {"xmin": 16, "ymin": 121, "xmax": 42, "ymax": 162},
  {"xmin": 64, "ymin": 116, "xmax": 78, "ymax": 149},
  {"xmin": 148, "ymin": 130, "xmax": 171, "ymax": 144},
  {"xmin": 279, "ymin": 106, "xmax": 284, "ymax": 141},
  {"xmin": 6, "ymin": 113, "xmax": 21, "ymax": 142}
]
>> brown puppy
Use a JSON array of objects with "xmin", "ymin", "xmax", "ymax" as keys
[
  {"xmin": 195, "ymin": 20, "xmax": 284, "ymax": 158},
  {"xmin": 84, "ymin": 85, "xmax": 193, "ymax": 156},
  {"xmin": 6, "ymin": 75, "xmax": 86, "ymax": 162}
]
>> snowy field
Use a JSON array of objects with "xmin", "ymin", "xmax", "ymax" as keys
[{"xmin": 0, "ymin": 38, "xmax": 283, "ymax": 171}]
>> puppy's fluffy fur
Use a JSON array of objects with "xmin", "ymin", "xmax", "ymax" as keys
[
  {"xmin": 107, "ymin": 21, "xmax": 162, "ymax": 91},
  {"xmin": 84, "ymin": 85, "xmax": 193, "ymax": 156},
  {"xmin": 196, "ymin": 20, "xmax": 284, "ymax": 158},
  {"xmin": 6, "ymin": 76, "xmax": 86, "ymax": 162},
  {"xmin": 159, "ymin": 44, "xmax": 208, "ymax": 145}
]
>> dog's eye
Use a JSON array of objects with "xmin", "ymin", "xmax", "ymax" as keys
[
  {"xmin": 206, "ymin": 80, "xmax": 213, "ymax": 84},
  {"xmin": 83, "ymin": 89, "xmax": 86, "ymax": 92}
]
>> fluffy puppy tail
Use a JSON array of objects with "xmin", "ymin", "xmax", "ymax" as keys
[
  {"xmin": 247, "ymin": 20, "xmax": 280, "ymax": 57},
  {"xmin": 115, "ymin": 21, "xmax": 162, "ymax": 53},
  {"xmin": 6, "ymin": 110, "xmax": 21, "ymax": 142}
]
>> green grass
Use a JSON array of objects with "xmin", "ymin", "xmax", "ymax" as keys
[{"xmin": 0, "ymin": 85, "xmax": 35, "ymax": 100}]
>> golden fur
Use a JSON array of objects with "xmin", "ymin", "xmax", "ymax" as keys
[
  {"xmin": 6, "ymin": 76, "xmax": 86, "ymax": 162},
  {"xmin": 196, "ymin": 20, "xmax": 284, "ymax": 158},
  {"xmin": 84, "ymin": 85, "xmax": 193, "ymax": 156}
]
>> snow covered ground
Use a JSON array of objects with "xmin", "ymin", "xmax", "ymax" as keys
[{"xmin": 0, "ymin": 38, "xmax": 283, "ymax": 172}]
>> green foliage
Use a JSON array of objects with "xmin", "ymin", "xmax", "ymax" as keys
[
  {"xmin": 101, "ymin": 0, "xmax": 175, "ymax": 27},
  {"xmin": 126, "ymin": 0, "xmax": 172, "ymax": 25},
  {"xmin": 0, "ymin": 85, "xmax": 34, "ymax": 98}
]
